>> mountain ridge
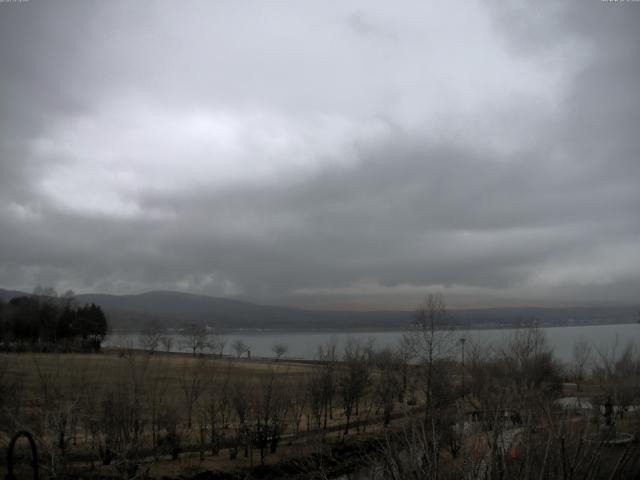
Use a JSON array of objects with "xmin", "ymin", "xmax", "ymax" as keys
[{"xmin": 1, "ymin": 287, "xmax": 638, "ymax": 331}]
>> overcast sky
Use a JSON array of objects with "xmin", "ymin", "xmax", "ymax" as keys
[{"xmin": 1, "ymin": 1, "xmax": 639, "ymax": 309}]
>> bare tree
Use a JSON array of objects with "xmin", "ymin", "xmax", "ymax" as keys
[
  {"xmin": 157, "ymin": 405, "xmax": 182, "ymax": 460},
  {"xmin": 33, "ymin": 284, "xmax": 58, "ymax": 299},
  {"xmin": 289, "ymin": 377, "xmax": 307, "ymax": 434},
  {"xmin": 502, "ymin": 324, "xmax": 560, "ymax": 397},
  {"xmin": 159, "ymin": 334, "xmax": 174, "ymax": 353},
  {"xmin": 207, "ymin": 328, "xmax": 227, "ymax": 357},
  {"xmin": 252, "ymin": 368, "xmax": 291, "ymax": 464},
  {"xmin": 203, "ymin": 361, "xmax": 233, "ymax": 456},
  {"xmin": 271, "ymin": 343, "xmax": 289, "ymax": 360},
  {"xmin": 94, "ymin": 352, "xmax": 149, "ymax": 477},
  {"xmin": 466, "ymin": 339, "xmax": 496, "ymax": 405},
  {"xmin": 230, "ymin": 379, "xmax": 253, "ymax": 460},
  {"xmin": 138, "ymin": 324, "xmax": 162, "ymax": 354},
  {"xmin": 306, "ymin": 370, "xmax": 325, "ymax": 431},
  {"xmin": 571, "ymin": 337, "xmax": 592, "ymax": 394},
  {"xmin": 179, "ymin": 359, "xmax": 205, "ymax": 429},
  {"xmin": 61, "ymin": 289, "xmax": 77, "ymax": 309},
  {"xmin": 406, "ymin": 293, "xmax": 454, "ymax": 422},
  {"xmin": 0, "ymin": 357, "xmax": 23, "ymax": 434},
  {"xmin": 232, "ymin": 339, "xmax": 249, "ymax": 358},
  {"xmin": 30, "ymin": 354, "xmax": 87, "ymax": 478},
  {"xmin": 338, "ymin": 338, "xmax": 371, "ymax": 435},
  {"xmin": 317, "ymin": 338, "xmax": 339, "ymax": 429},
  {"xmin": 593, "ymin": 339, "xmax": 638, "ymax": 421},
  {"xmin": 395, "ymin": 335, "xmax": 414, "ymax": 403},
  {"xmin": 372, "ymin": 347, "xmax": 402, "ymax": 427},
  {"xmin": 181, "ymin": 323, "xmax": 208, "ymax": 356},
  {"xmin": 147, "ymin": 368, "xmax": 168, "ymax": 460}
]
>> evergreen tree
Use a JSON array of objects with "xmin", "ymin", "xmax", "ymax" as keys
[{"xmin": 1, "ymin": 294, "xmax": 108, "ymax": 351}]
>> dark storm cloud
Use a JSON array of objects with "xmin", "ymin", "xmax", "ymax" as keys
[{"xmin": 1, "ymin": 0, "xmax": 639, "ymax": 308}]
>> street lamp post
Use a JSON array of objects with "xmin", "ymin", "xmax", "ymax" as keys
[
  {"xmin": 459, "ymin": 337, "xmax": 467, "ymax": 478},
  {"xmin": 460, "ymin": 337, "xmax": 466, "ymax": 400}
]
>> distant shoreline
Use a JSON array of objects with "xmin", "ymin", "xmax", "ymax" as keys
[{"xmin": 111, "ymin": 319, "xmax": 638, "ymax": 335}]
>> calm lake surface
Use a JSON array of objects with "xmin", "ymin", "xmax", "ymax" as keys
[{"xmin": 106, "ymin": 323, "xmax": 640, "ymax": 363}]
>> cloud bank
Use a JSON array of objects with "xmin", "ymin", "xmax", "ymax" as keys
[{"xmin": 1, "ymin": 0, "xmax": 639, "ymax": 308}]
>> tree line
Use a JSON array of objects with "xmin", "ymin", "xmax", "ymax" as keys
[{"xmin": 0, "ymin": 287, "xmax": 108, "ymax": 352}]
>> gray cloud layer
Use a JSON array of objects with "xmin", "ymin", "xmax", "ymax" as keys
[{"xmin": 1, "ymin": 1, "xmax": 639, "ymax": 308}]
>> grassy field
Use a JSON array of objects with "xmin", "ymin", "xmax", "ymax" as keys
[
  {"xmin": 4, "ymin": 344, "xmax": 640, "ymax": 479},
  {"xmin": 5, "ymin": 351, "xmax": 310, "ymax": 393},
  {"xmin": 0, "ymin": 350, "xmax": 391, "ymax": 479}
]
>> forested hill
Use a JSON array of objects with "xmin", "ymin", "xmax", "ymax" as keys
[
  {"xmin": 1, "ymin": 288, "xmax": 638, "ymax": 331},
  {"xmin": 74, "ymin": 291, "xmax": 412, "ymax": 330}
]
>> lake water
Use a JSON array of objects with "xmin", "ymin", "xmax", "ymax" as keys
[{"xmin": 106, "ymin": 323, "xmax": 640, "ymax": 363}]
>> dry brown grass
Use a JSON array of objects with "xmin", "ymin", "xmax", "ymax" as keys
[
  {"xmin": 2, "ymin": 350, "xmax": 311, "ymax": 398},
  {"xmin": 0, "ymin": 350, "xmax": 403, "ymax": 478}
]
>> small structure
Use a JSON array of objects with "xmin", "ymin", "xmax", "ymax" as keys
[{"xmin": 554, "ymin": 396, "xmax": 595, "ymax": 415}]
